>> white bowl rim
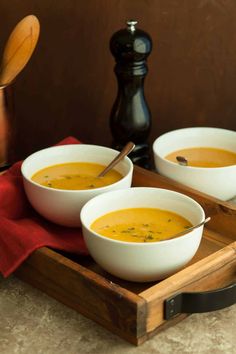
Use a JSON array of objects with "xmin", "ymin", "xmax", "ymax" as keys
[
  {"xmin": 21, "ymin": 143, "xmax": 133, "ymax": 194},
  {"xmin": 153, "ymin": 126, "xmax": 236, "ymax": 171},
  {"xmin": 81, "ymin": 186, "xmax": 205, "ymax": 246}
]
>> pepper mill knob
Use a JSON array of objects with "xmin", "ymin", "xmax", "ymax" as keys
[
  {"xmin": 127, "ymin": 20, "xmax": 137, "ymax": 32},
  {"xmin": 109, "ymin": 20, "xmax": 153, "ymax": 168}
]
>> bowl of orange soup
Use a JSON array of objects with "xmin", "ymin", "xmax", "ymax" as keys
[
  {"xmin": 153, "ymin": 127, "xmax": 236, "ymax": 200},
  {"xmin": 80, "ymin": 187, "xmax": 205, "ymax": 282},
  {"xmin": 21, "ymin": 144, "xmax": 133, "ymax": 227}
]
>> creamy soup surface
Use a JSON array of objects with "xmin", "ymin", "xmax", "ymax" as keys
[
  {"xmin": 165, "ymin": 147, "xmax": 236, "ymax": 167},
  {"xmin": 91, "ymin": 207, "xmax": 192, "ymax": 243},
  {"xmin": 31, "ymin": 162, "xmax": 122, "ymax": 190}
]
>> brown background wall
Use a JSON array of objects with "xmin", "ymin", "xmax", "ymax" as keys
[{"xmin": 1, "ymin": 0, "xmax": 236, "ymax": 161}]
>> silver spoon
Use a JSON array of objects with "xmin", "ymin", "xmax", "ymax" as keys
[
  {"xmin": 176, "ymin": 155, "xmax": 188, "ymax": 166},
  {"xmin": 97, "ymin": 141, "xmax": 135, "ymax": 178},
  {"xmin": 169, "ymin": 216, "xmax": 211, "ymax": 239}
]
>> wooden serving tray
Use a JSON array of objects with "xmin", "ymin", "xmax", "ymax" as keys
[{"xmin": 15, "ymin": 166, "xmax": 236, "ymax": 345}]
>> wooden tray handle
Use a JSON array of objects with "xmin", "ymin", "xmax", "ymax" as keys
[{"xmin": 164, "ymin": 283, "xmax": 236, "ymax": 320}]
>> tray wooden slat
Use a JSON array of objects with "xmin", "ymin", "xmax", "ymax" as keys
[{"xmin": 15, "ymin": 247, "xmax": 147, "ymax": 344}]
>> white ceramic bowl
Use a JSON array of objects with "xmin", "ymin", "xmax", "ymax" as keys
[
  {"xmin": 21, "ymin": 144, "xmax": 133, "ymax": 227},
  {"xmin": 80, "ymin": 187, "xmax": 205, "ymax": 282},
  {"xmin": 153, "ymin": 127, "xmax": 236, "ymax": 200}
]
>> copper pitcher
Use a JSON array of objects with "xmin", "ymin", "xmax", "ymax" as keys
[{"xmin": 0, "ymin": 84, "xmax": 15, "ymax": 169}]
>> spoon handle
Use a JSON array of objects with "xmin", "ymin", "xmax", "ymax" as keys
[
  {"xmin": 176, "ymin": 156, "xmax": 188, "ymax": 166},
  {"xmin": 170, "ymin": 217, "xmax": 211, "ymax": 239},
  {"xmin": 98, "ymin": 141, "xmax": 135, "ymax": 177}
]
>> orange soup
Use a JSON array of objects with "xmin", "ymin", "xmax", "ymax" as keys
[
  {"xmin": 91, "ymin": 207, "xmax": 192, "ymax": 243},
  {"xmin": 31, "ymin": 162, "xmax": 122, "ymax": 190},
  {"xmin": 165, "ymin": 147, "xmax": 236, "ymax": 168}
]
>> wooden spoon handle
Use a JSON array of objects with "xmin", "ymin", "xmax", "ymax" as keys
[{"xmin": 0, "ymin": 15, "xmax": 40, "ymax": 85}]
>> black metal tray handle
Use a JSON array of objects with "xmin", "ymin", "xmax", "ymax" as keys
[{"xmin": 164, "ymin": 283, "xmax": 236, "ymax": 320}]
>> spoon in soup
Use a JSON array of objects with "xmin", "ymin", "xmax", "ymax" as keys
[
  {"xmin": 176, "ymin": 156, "xmax": 188, "ymax": 166},
  {"xmin": 169, "ymin": 216, "xmax": 211, "ymax": 239},
  {"xmin": 97, "ymin": 141, "xmax": 135, "ymax": 178}
]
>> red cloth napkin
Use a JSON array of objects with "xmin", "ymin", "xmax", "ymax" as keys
[{"xmin": 0, "ymin": 136, "xmax": 89, "ymax": 278}]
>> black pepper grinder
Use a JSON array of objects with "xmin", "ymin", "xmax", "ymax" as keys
[{"xmin": 109, "ymin": 20, "xmax": 152, "ymax": 168}]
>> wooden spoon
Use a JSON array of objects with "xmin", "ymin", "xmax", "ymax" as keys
[
  {"xmin": 97, "ymin": 141, "xmax": 135, "ymax": 177},
  {"xmin": 0, "ymin": 15, "xmax": 40, "ymax": 86}
]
